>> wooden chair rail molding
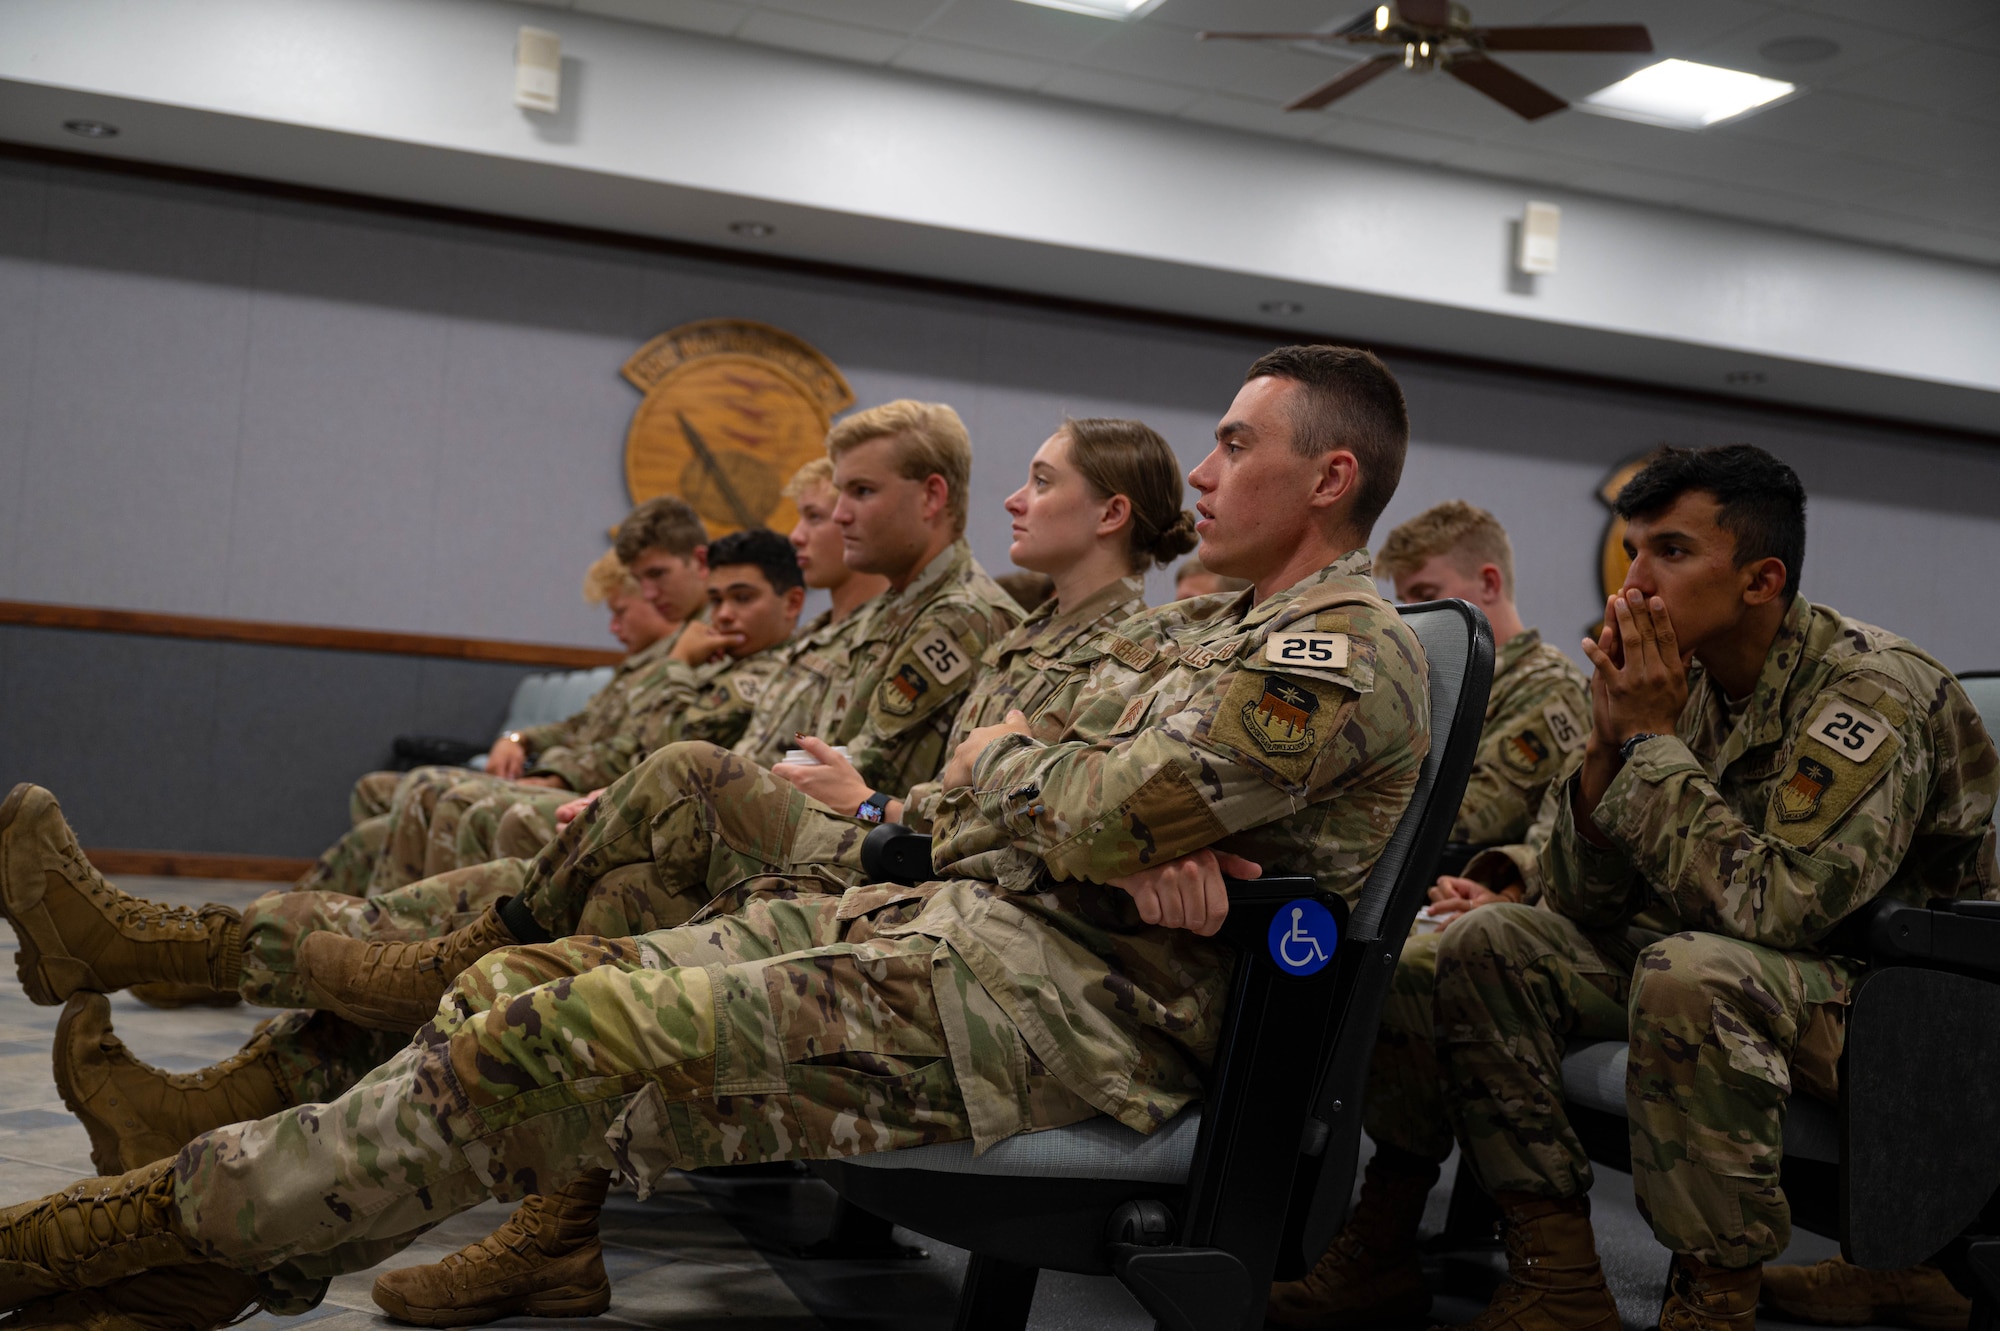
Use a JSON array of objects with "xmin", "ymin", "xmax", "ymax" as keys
[{"xmin": 0, "ymin": 600, "xmax": 624, "ymax": 669}]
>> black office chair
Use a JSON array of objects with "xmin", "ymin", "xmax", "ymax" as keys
[{"xmin": 814, "ymin": 599, "xmax": 1494, "ymax": 1331}]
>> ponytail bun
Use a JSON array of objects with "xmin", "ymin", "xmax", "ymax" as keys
[{"xmin": 1147, "ymin": 509, "xmax": 1200, "ymax": 566}]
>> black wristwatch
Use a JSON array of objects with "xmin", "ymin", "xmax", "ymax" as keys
[
  {"xmin": 856, "ymin": 791, "xmax": 892, "ymax": 824},
  {"xmin": 1619, "ymin": 732, "xmax": 1665, "ymax": 764}
]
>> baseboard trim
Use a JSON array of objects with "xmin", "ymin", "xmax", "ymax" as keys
[
  {"xmin": 85, "ymin": 848, "xmax": 315, "ymax": 883},
  {"xmin": 0, "ymin": 600, "xmax": 624, "ymax": 669}
]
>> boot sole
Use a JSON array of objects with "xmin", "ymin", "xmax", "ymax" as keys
[
  {"xmin": 372, "ymin": 1278, "xmax": 613, "ymax": 1325},
  {"xmin": 52, "ymin": 992, "xmax": 131, "ymax": 1177},
  {"xmin": 0, "ymin": 783, "xmax": 77, "ymax": 1007}
]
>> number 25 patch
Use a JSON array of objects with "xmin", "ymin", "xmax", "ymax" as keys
[
  {"xmin": 1264, "ymin": 631, "xmax": 1348, "ymax": 670},
  {"xmin": 911, "ymin": 631, "xmax": 972, "ymax": 685},
  {"xmin": 1804, "ymin": 699, "xmax": 1892, "ymax": 762}
]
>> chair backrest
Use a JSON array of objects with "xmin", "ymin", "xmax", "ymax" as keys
[
  {"xmin": 1290, "ymin": 600, "xmax": 1493, "ymax": 1273},
  {"xmin": 1956, "ymin": 672, "xmax": 2000, "ymax": 748},
  {"xmin": 1177, "ymin": 600, "xmax": 1493, "ymax": 1282}
]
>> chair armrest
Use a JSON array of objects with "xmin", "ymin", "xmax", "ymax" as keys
[{"xmin": 1865, "ymin": 900, "xmax": 2000, "ymax": 977}]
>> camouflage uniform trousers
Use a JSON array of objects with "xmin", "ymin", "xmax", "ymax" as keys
[
  {"xmin": 371, "ymin": 767, "xmax": 539, "ymax": 895},
  {"xmin": 172, "ymin": 886, "xmax": 1095, "ymax": 1299},
  {"xmin": 449, "ymin": 787, "xmax": 575, "ymax": 871},
  {"xmin": 349, "ymin": 771, "xmax": 399, "ymax": 826},
  {"xmin": 292, "ymin": 814, "xmax": 389, "ymax": 895},
  {"xmin": 1359, "ymin": 928, "xmax": 1455, "ymax": 1161},
  {"xmin": 1435, "ymin": 902, "xmax": 1851, "ymax": 1268}
]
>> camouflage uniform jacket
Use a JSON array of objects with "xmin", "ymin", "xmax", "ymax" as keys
[
  {"xmin": 870, "ymin": 550, "xmax": 1429, "ymax": 1147},
  {"xmin": 1542, "ymin": 596, "xmax": 2000, "ymax": 952},
  {"xmin": 1460, "ymin": 777, "xmax": 1569, "ymax": 903},
  {"xmin": 826, "ymin": 540, "xmax": 1023, "ymax": 796},
  {"xmin": 1453, "ymin": 629, "xmax": 1588, "ymax": 846},
  {"xmin": 901, "ymin": 574, "xmax": 1148, "ymax": 832},
  {"xmin": 730, "ymin": 607, "xmax": 871, "ymax": 771},
  {"xmin": 624, "ymin": 644, "xmax": 791, "ymax": 771},
  {"xmin": 515, "ymin": 627, "xmax": 683, "ymax": 769}
]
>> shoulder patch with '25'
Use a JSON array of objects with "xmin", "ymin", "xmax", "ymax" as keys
[
  {"xmin": 1804, "ymin": 699, "xmax": 1893, "ymax": 762},
  {"xmin": 1264, "ymin": 631, "xmax": 1348, "ymax": 670}
]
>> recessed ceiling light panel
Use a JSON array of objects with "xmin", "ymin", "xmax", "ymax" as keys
[
  {"xmin": 1012, "ymin": 0, "xmax": 1164, "ymax": 19},
  {"xmin": 1580, "ymin": 59, "xmax": 1795, "ymax": 130}
]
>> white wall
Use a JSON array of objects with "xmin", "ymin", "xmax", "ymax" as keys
[{"xmin": 5, "ymin": 152, "xmax": 2000, "ymax": 667}]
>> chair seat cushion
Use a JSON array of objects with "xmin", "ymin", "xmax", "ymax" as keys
[
  {"xmin": 1561, "ymin": 1040, "xmax": 1839, "ymax": 1165},
  {"xmin": 834, "ymin": 1109, "xmax": 1201, "ymax": 1183}
]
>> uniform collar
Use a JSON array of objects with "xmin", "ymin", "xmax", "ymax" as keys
[
  {"xmin": 1493, "ymin": 627, "xmax": 1544, "ymax": 681},
  {"xmin": 1695, "ymin": 594, "xmax": 1814, "ymax": 771},
  {"xmin": 1238, "ymin": 548, "xmax": 1376, "ymax": 628}
]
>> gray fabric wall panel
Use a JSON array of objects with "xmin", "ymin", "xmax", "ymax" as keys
[{"xmin": 0, "ymin": 625, "xmax": 531, "ymax": 857}]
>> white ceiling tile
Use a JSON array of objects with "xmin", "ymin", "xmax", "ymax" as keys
[
  {"xmin": 1077, "ymin": 22, "xmax": 1276, "ymax": 90},
  {"xmin": 1314, "ymin": 113, "xmax": 1477, "ymax": 162},
  {"xmin": 1684, "ymin": 9, "xmax": 1922, "ymax": 85},
  {"xmin": 573, "ymin": 0, "xmax": 749, "ymax": 35},
  {"xmin": 736, "ymin": 9, "xmax": 906, "ymax": 61},
  {"xmin": 1141, "ymin": 0, "xmax": 1380, "ymax": 35},
  {"xmin": 755, "ymin": 0, "xmax": 949, "ymax": 32},
  {"xmin": 1926, "ymin": 228, "xmax": 2000, "ymax": 266},
  {"xmin": 1838, "ymin": 117, "xmax": 2000, "ymax": 182},
  {"xmin": 1527, "ymin": 0, "xmax": 1773, "ymax": 58},
  {"xmin": 1039, "ymin": 66, "xmax": 1202, "ymax": 114},
  {"xmin": 891, "ymin": 38, "xmax": 1054, "ymax": 88},
  {"xmin": 1430, "ymin": 141, "xmax": 1597, "ymax": 184},
  {"xmin": 1722, "ymin": 89, "xmax": 1946, "ymax": 155},
  {"xmin": 1764, "ymin": 0, "xmax": 1993, "ymax": 41},
  {"xmin": 1960, "ymin": 16, "xmax": 2000, "ymax": 57},
  {"xmin": 1812, "ymin": 205, "xmax": 1961, "ymax": 253},
  {"xmin": 916, "ymin": 0, "xmax": 1119, "ymax": 61},
  {"xmin": 1822, "ymin": 43, "xmax": 2000, "ymax": 123}
]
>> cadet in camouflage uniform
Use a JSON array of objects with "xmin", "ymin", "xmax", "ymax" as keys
[
  {"xmin": 296, "ymin": 499, "xmax": 711, "ymax": 896},
  {"xmin": 0, "ymin": 346, "xmax": 1430, "ymax": 1330},
  {"xmin": 1272, "ymin": 499, "xmax": 1587, "ymax": 1331},
  {"xmin": 422, "ymin": 529, "xmax": 808, "ymax": 876},
  {"xmin": 1427, "ymin": 447, "xmax": 1999, "ymax": 1331},
  {"xmin": 349, "ymin": 416, "xmax": 1196, "ymax": 1322}
]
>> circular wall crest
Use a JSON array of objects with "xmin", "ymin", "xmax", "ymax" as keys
[{"xmin": 622, "ymin": 320, "xmax": 854, "ymax": 538}]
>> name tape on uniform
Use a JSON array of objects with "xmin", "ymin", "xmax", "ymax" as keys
[
  {"xmin": 912, "ymin": 631, "xmax": 973, "ymax": 685},
  {"xmin": 1805, "ymin": 699, "xmax": 1892, "ymax": 763},
  {"xmin": 1264, "ymin": 631, "xmax": 1349, "ymax": 671}
]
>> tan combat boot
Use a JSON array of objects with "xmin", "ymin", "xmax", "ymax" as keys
[
  {"xmin": 0, "ymin": 786, "xmax": 242, "ymax": 1006},
  {"xmin": 1443, "ymin": 1193, "xmax": 1622, "ymax": 1331},
  {"xmin": 0, "ymin": 1264, "xmax": 260, "ymax": 1329},
  {"xmin": 1268, "ymin": 1149, "xmax": 1441, "ymax": 1328},
  {"xmin": 128, "ymin": 982, "xmax": 242, "ymax": 1009},
  {"xmin": 54, "ymin": 993, "xmax": 293, "ymax": 1176},
  {"xmin": 371, "ymin": 1168, "xmax": 613, "ymax": 1326},
  {"xmin": 1660, "ymin": 1254, "xmax": 1760, "ymax": 1331},
  {"xmin": 297, "ymin": 904, "xmax": 521, "ymax": 1033},
  {"xmin": 1764, "ymin": 1258, "xmax": 1970, "ymax": 1331},
  {"xmin": 0, "ymin": 1159, "xmax": 203, "ymax": 1307}
]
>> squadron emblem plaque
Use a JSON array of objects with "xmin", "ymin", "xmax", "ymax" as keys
[{"xmin": 623, "ymin": 320, "xmax": 855, "ymax": 537}]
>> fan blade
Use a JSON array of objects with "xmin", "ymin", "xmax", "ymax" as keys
[
  {"xmin": 1475, "ymin": 24, "xmax": 1653, "ymax": 52},
  {"xmin": 1399, "ymin": 0, "xmax": 1450, "ymax": 26},
  {"xmin": 1199, "ymin": 30, "xmax": 1358, "ymax": 41},
  {"xmin": 1286, "ymin": 54, "xmax": 1400, "ymax": 111},
  {"xmin": 1446, "ymin": 55, "xmax": 1567, "ymax": 119}
]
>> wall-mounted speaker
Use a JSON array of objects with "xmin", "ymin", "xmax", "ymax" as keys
[
  {"xmin": 515, "ymin": 27, "xmax": 561, "ymax": 114},
  {"xmin": 1517, "ymin": 201, "xmax": 1560, "ymax": 275}
]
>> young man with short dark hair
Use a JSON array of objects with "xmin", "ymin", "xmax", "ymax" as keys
[{"xmin": 1432, "ymin": 445, "xmax": 1997, "ymax": 1331}]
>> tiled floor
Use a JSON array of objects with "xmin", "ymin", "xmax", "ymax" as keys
[{"xmin": 0, "ymin": 876, "xmax": 1866, "ymax": 1331}]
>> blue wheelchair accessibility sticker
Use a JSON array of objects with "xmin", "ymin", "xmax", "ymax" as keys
[{"xmin": 1268, "ymin": 898, "xmax": 1338, "ymax": 976}]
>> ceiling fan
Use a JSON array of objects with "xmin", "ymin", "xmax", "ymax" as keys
[{"xmin": 1199, "ymin": 1, "xmax": 1653, "ymax": 121}]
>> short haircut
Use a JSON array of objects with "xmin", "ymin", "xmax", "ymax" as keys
[
  {"xmin": 581, "ymin": 550, "xmax": 640, "ymax": 606},
  {"xmin": 826, "ymin": 400, "xmax": 972, "ymax": 537},
  {"xmin": 613, "ymin": 496, "xmax": 707, "ymax": 564},
  {"xmin": 1375, "ymin": 500, "xmax": 1516, "ymax": 597},
  {"xmin": 1614, "ymin": 445, "xmax": 1806, "ymax": 599},
  {"xmin": 782, "ymin": 456, "xmax": 834, "ymax": 502},
  {"xmin": 1243, "ymin": 345, "xmax": 1409, "ymax": 534},
  {"xmin": 705, "ymin": 527, "xmax": 804, "ymax": 594},
  {"xmin": 1062, "ymin": 417, "xmax": 1199, "ymax": 569},
  {"xmin": 1173, "ymin": 555, "xmax": 1251, "ymax": 595}
]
